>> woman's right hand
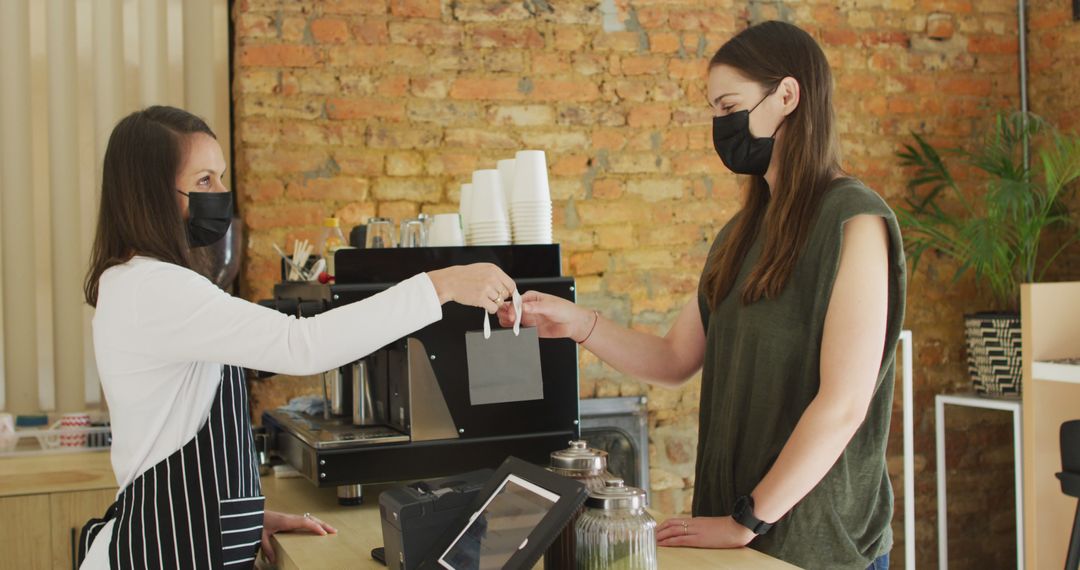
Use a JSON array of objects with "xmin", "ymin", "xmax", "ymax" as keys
[
  {"xmin": 427, "ymin": 263, "xmax": 516, "ymax": 314},
  {"xmin": 497, "ymin": 291, "xmax": 596, "ymax": 342}
]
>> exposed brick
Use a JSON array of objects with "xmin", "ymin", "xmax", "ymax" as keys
[
  {"xmin": 941, "ymin": 76, "xmax": 993, "ymax": 96},
  {"xmin": 626, "ymin": 179, "xmax": 686, "ymax": 202},
  {"xmin": 352, "ymin": 20, "xmax": 390, "ymax": 44},
  {"xmin": 968, "ymin": 34, "xmax": 1017, "ymax": 54},
  {"xmin": 554, "ymin": 27, "xmax": 587, "ymax": 51},
  {"xmin": 246, "ymin": 203, "xmax": 324, "ymax": 230},
  {"xmin": 445, "ymin": 128, "xmax": 519, "ymax": 148},
  {"xmin": 411, "ymin": 77, "xmax": 451, "ymax": 99},
  {"xmin": 286, "ymin": 177, "xmax": 369, "ymax": 202},
  {"xmin": 592, "ymin": 31, "xmax": 642, "ymax": 52},
  {"xmin": 367, "ymin": 125, "xmax": 442, "ymax": 148},
  {"xmin": 389, "ymin": 21, "xmax": 462, "ymax": 45},
  {"xmin": 490, "ymin": 104, "xmax": 555, "ymax": 127},
  {"xmin": 518, "ymin": 131, "xmax": 588, "ymax": 152},
  {"xmin": 311, "ymin": 18, "xmax": 351, "ymax": 44},
  {"xmin": 594, "ymin": 225, "xmax": 635, "ymax": 249},
  {"xmin": 591, "ymin": 179, "xmax": 624, "ymax": 200},
  {"xmin": 627, "ymin": 103, "xmax": 671, "ymax": 128},
  {"xmin": 425, "ymin": 153, "xmax": 479, "ymax": 176},
  {"xmin": 530, "ymin": 80, "xmax": 601, "ymax": 102},
  {"xmin": 376, "ymin": 75, "xmax": 410, "ymax": 97},
  {"xmin": 322, "ymin": 0, "xmax": 387, "ymax": 15},
  {"xmin": 668, "ymin": 10, "xmax": 732, "ymax": 32},
  {"xmin": 649, "ymin": 32, "xmax": 681, "ymax": 54},
  {"xmin": 484, "ymin": 50, "xmax": 527, "ymax": 73},
  {"xmin": 242, "ymin": 179, "xmax": 285, "ymax": 203},
  {"xmin": 235, "ymin": 13, "xmax": 277, "ymax": 41},
  {"xmin": 636, "ymin": 6, "xmax": 668, "ymax": 29},
  {"xmin": 377, "ymin": 200, "xmax": 420, "ymax": 220},
  {"xmin": 385, "ymin": 151, "xmax": 424, "ymax": 176},
  {"xmin": 471, "ymin": 25, "xmax": 545, "ymax": 49},
  {"xmin": 335, "ymin": 201, "xmax": 379, "ymax": 227},
  {"xmin": 333, "ymin": 149, "xmax": 385, "ymax": 176},
  {"xmin": 326, "ymin": 98, "xmax": 406, "ymax": 121},
  {"xmin": 389, "ymin": 0, "xmax": 440, "ymax": 18},
  {"xmin": 450, "ymin": 77, "xmax": 527, "ymax": 101},
  {"xmin": 372, "ymin": 178, "xmax": 443, "ymax": 202},
  {"xmin": 237, "ymin": 45, "xmax": 318, "ymax": 68},
  {"xmin": 532, "ymin": 53, "xmax": 571, "ymax": 75},
  {"xmin": 570, "ymin": 251, "xmax": 610, "ymax": 275},
  {"xmin": 550, "ymin": 154, "xmax": 590, "ymax": 177},
  {"xmin": 279, "ymin": 16, "xmax": 306, "ymax": 43},
  {"xmin": 450, "ymin": 0, "xmax": 530, "ymax": 22}
]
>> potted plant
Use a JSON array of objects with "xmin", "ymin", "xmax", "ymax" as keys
[{"xmin": 897, "ymin": 111, "xmax": 1080, "ymax": 397}]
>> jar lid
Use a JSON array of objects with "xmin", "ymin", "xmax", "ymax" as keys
[
  {"xmin": 550, "ymin": 440, "xmax": 607, "ymax": 473},
  {"xmin": 324, "ymin": 217, "xmax": 340, "ymax": 228},
  {"xmin": 585, "ymin": 478, "xmax": 646, "ymax": 510}
]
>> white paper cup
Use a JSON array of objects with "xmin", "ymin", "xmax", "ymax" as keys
[
  {"xmin": 429, "ymin": 213, "xmax": 465, "ymax": 247},
  {"xmin": 511, "ymin": 150, "xmax": 551, "ymax": 205},
  {"xmin": 459, "ymin": 183, "xmax": 475, "ymax": 230},
  {"xmin": 469, "ymin": 169, "xmax": 509, "ymax": 224},
  {"xmin": 497, "ymin": 159, "xmax": 516, "ymax": 208}
]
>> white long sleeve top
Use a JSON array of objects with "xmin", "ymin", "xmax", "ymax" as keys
[{"xmin": 92, "ymin": 256, "xmax": 442, "ymax": 491}]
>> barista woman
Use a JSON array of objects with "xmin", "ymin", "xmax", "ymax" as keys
[
  {"xmin": 499, "ymin": 21, "xmax": 905, "ymax": 570},
  {"xmin": 78, "ymin": 106, "xmax": 516, "ymax": 569}
]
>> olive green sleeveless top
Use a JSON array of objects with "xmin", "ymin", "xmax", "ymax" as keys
[{"xmin": 694, "ymin": 178, "xmax": 906, "ymax": 569}]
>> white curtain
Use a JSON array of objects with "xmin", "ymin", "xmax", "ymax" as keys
[{"xmin": 0, "ymin": 0, "xmax": 231, "ymax": 413}]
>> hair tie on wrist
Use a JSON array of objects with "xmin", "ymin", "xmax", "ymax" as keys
[{"xmin": 578, "ymin": 310, "xmax": 600, "ymax": 344}]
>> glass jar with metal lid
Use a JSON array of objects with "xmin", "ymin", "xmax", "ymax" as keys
[
  {"xmin": 574, "ymin": 478, "xmax": 657, "ymax": 570},
  {"xmin": 545, "ymin": 440, "xmax": 614, "ymax": 570}
]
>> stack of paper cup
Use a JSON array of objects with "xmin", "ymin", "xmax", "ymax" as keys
[
  {"xmin": 459, "ymin": 183, "xmax": 474, "ymax": 233},
  {"xmin": 467, "ymin": 169, "xmax": 511, "ymax": 245},
  {"xmin": 496, "ymin": 159, "xmax": 516, "ymax": 208},
  {"xmin": 510, "ymin": 150, "xmax": 553, "ymax": 244}
]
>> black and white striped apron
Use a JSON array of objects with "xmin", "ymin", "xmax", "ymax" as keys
[{"xmin": 78, "ymin": 365, "xmax": 265, "ymax": 569}]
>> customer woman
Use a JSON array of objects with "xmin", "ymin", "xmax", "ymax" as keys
[
  {"xmin": 79, "ymin": 106, "xmax": 516, "ymax": 569},
  {"xmin": 499, "ymin": 21, "xmax": 905, "ymax": 570}
]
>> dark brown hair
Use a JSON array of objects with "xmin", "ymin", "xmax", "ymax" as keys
[
  {"xmin": 702, "ymin": 21, "xmax": 842, "ymax": 308},
  {"xmin": 83, "ymin": 106, "xmax": 216, "ymax": 307}
]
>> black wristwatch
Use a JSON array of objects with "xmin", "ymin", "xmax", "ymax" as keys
[{"xmin": 732, "ymin": 495, "xmax": 773, "ymax": 535}]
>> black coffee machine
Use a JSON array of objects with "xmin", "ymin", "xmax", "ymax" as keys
[{"xmin": 260, "ymin": 245, "xmax": 580, "ymax": 503}]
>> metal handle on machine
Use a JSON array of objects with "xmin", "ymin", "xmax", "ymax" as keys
[{"xmin": 352, "ymin": 359, "xmax": 376, "ymax": 426}]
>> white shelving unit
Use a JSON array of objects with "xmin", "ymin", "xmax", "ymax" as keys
[{"xmin": 1031, "ymin": 360, "xmax": 1080, "ymax": 384}]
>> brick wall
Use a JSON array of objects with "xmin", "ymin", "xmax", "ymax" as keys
[
  {"xmin": 231, "ymin": 1, "xmax": 1026, "ymax": 567},
  {"xmin": 1029, "ymin": 0, "xmax": 1080, "ymax": 280}
]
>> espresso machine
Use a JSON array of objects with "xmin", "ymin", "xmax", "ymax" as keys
[{"xmin": 259, "ymin": 245, "xmax": 580, "ymax": 504}]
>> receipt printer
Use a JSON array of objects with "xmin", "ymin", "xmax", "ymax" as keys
[{"xmin": 379, "ymin": 469, "xmax": 493, "ymax": 570}]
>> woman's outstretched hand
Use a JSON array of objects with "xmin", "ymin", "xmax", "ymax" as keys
[
  {"xmin": 497, "ymin": 291, "xmax": 595, "ymax": 342},
  {"xmin": 427, "ymin": 263, "xmax": 517, "ymax": 314}
]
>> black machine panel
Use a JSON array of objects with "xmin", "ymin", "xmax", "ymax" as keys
[{"xmin": 332, "ymin": 277, "xmax": 579, "ymax": 440}]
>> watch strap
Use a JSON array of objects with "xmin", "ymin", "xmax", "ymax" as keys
[{"xmin": 733, "ymin": 495, "xmax": 773, "ymax": 535}]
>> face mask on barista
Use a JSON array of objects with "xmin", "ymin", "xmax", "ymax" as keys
[
  {"xmin": 711, "ymin": 87, "xmax": 784, "ymax": 177},
  {"xmin": 177, "ymin": 190, "xmax": 232, "ymax": 247}
]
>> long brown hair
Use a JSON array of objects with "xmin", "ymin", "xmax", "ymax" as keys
[
  {"xmin": 702, "ymin": 21, "xmax": 842, "ymax": 308},
  {"xmin": 84, "ymin": 106, "xmax": 216, "ymax": 307}
]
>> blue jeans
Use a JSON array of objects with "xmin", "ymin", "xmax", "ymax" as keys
[{"xmin": 867, "ymin": 553, "xmax": 889, "ymax": 570}]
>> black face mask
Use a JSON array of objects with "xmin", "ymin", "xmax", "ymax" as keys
[
  {"xmin": 712, "ymin": 90, "xmax": 782, "ymax": 177},
  {"xmin": 178, "ymin": 190, "xmax": 232, "ymax": 247}
]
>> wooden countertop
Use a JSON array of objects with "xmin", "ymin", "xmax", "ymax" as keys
[
  {"xmin": 262, "ymin": 475, "xmax": 798, "ymax": 569},
  {"xmin": 0, "ymin": 451, "xmax": 116, "ymax": 497}
]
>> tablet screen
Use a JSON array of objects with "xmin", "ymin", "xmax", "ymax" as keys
[{"xmin": 437, "ymin": 474, "xmax": 560, "ymax": 570}]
